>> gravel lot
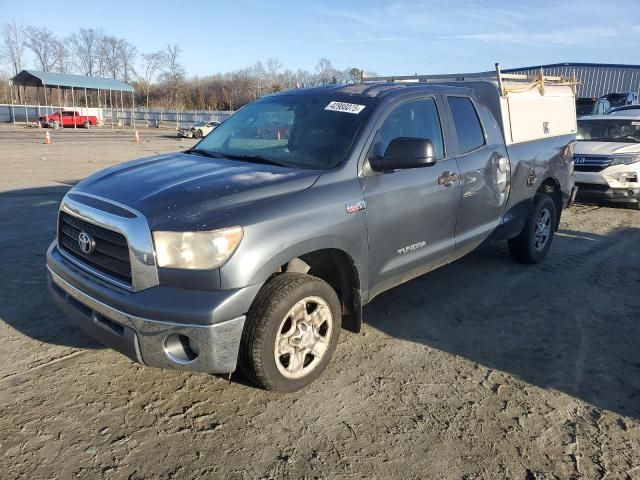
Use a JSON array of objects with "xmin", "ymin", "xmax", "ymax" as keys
[{"xmin": 1, "ymin": 125, "xmax": 639, "ymax": 480}]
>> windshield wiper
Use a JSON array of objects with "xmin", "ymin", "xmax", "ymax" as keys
[
  {"xmin": 186, "ymin": 148, "xmax": 220, "ymax": 158},
  {"xmin": 187, "ymin": 148, "xmax": 287, "ymax": 167},
  {"xmin": 217, "ymin": 153, "xmax": 287, "ymax": 167}
]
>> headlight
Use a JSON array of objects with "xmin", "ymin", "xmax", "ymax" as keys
[
  {"xmin": 153, "ymin": 227, "xmax": 243, "ymax": 269},
  {"xmin": 610, "ymin": 154, "xmax": 640, "ymax": 166}
]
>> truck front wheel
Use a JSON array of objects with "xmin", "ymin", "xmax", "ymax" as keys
[
  {"xmin": 239, "ymin": 273, "xmax": 341, "ymax": 392},
  {"xmin": 508, "ymin": 193, "xmax": 557, "ymax": 264}
]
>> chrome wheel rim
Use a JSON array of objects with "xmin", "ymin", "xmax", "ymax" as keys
[
  {"xmin": 274, "ymin": 296, "xmax": 333, "ymax": 379},
  {"xmin": 533, "ymin": 207, "xmax": 552, "ymax": 251}
]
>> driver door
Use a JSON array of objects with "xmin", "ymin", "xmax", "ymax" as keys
[{"xmin": 361, "ymin": 96, "xmax": 461, "ymax": 299}]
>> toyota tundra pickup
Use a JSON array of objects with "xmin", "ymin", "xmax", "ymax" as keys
[{"xmin": 47, "ymin": 69, "xmax": 577, "ymax": 392}]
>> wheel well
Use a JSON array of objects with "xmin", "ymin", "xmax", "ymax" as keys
[
  {"xmin": 278, "ymin": 249, "xmax": 362, "ymax": 333},
  {"xmin": 537, "ymin": 177, "xmax": 563, "ymax": 230}
]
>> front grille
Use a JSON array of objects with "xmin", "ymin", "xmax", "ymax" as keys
[
  {"xmin": 573, "ymin": 155, "xmax": 612, "ymax": 172},
  {"xmin": 576, "ymin": 182, "xmax": 609, "ymax": 192},
  {"xmin": 58, "ymin": 212, "xmax": 132, "ymax": 284}
]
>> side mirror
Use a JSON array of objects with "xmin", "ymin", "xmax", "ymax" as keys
[{"xmin": 370, "ymin": 137, "xmax": 437, "ymax": 171}]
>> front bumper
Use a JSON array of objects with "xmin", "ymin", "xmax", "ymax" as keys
[
  {"xmin": 575, "ymin": 182, "xmax": 640, "ymax": 205},
  {"xmin": 47, "ymin": 243, "xmax": 260, "ymax": 373}
]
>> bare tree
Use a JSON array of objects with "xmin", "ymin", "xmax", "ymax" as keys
[
  {"xmin": 54, "ymin": 41, "xmax": 72, "ymax": 73},
  {"xmin": 265, "ymin": 57, "xmax": 283, "ymax": 83},
  {"xmin": 70, "ymin": 28, "xmax": 102, "ymax": 76},
  {"xmin": 163, "ymin": 44, "xmax": 184, "ymax": 81},
  {"xmin": 162, "ymin": 44, "xmax": 184, "ymax": 106},
  {"xmin": 100, "ymin": 35, "xmax": 122, "ymax": 79},
  {"xmin": 25, "ymin": 26, "xmax": 59, "ymax": 72},
  {"xmin": 138, "ymin": 50, "xmax": 165, "ymax": 108},
  {"xmin": 118, "ymin": 41, "xmax": 137, "ymax": 82},
  {"xmin": 315, "ymin": 58, "xmax": 336, "ymax": 85},
  {"xmin": 1, "ymin": 21, "xmax": 26, "ymax": 75}
]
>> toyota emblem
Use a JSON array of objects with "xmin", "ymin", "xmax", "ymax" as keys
[{"xmin": 77, "ymin": 231, "xmax": 95, "ymax": 254}]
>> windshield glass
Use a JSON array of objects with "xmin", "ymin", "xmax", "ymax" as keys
[
  {"xmin": 577, "ymin": 119, "xmax": 640, "ymax": 143},
  {"xmin": 191, "ymin": 94, "xmax": 375, "ymax": 169},
  {"xmin": 193, "ymin": 121, "xmax": 207, "ymax": 127}
]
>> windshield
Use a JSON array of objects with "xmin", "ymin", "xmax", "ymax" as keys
[
  {"xmin": 577, "ymin": 119, "xmax": 640, "ymax": 143},
  {"xmin": 193, "ymin": 121, "xmax": 207, "ymax": 127},
  {"xmin": 191, "ymin": 94, "xmax": 375, "ymax": 169}
]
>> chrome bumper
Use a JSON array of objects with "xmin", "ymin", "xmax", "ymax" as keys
[{"xmin": 48, "ymin": 266, "xmax": 245, "ymax": 373}]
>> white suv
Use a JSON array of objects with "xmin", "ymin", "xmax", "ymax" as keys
[{"xmin": 574, "ymin": 115, "xmax": 640, "ymax": 209}]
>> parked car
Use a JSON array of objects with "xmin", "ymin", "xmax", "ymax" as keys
[
  {"xmin": 574, "ymin": 115, "xmax": 640, "ymax": 209},
  {"xmin": 608, "ymin": 105, "xmax": 640, "ymax": 117},
  {"xmin": 39, "ymin": 110, "xmax": 98, "ymax": 129},
  {"xmin": 178, "ymin": 121, "xmax": 220, "ymax": 138},
  {"xmin": 46, "ymin": 73, "xmax": 577, "ymax": 392}
]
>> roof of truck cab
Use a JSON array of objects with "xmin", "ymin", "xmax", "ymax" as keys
[{"xmin": 273, "ymin": 82, "xmax": 473, "ymax": 99}]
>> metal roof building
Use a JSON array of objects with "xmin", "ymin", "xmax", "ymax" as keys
[
  {"xmin": 11, "ymin": 70, "xmax": 134, "ymax": 92},
  {"xmin": 8, "ymin": 69, "xmax": 136, "ymax": 128},
  {"xmin": 503, "ymin": 62, "xmax": 640, "ymax": 98}
]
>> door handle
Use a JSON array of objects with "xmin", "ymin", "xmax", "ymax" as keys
[{"xmin": 438, "ymin": 171, "xmax": 459, "ymax": 187}]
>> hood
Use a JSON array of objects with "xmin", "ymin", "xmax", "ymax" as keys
[
  {"xmin": 72, "ymin": 152, "xmax": 321, "ymax": 230},
  {"xmin": 574, "ymin": 141, "xmax": 640, "ymax": 156}
]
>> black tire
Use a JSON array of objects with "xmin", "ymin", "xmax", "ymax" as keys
[
  {"xmin": 239, "ymin": 273, "xmax": 342, "ymax": 392},
  {"xmin": 508, "ymin": 193, "xmax": 557, "ymax": 264},
  {"xmin": 194, "ymin": 129, "xmax": 203, "ymax": 138}
]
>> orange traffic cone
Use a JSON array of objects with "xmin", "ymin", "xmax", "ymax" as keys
[
  {"xmin": 44, "ymin": 131, "xmax": 53, "ymax": 144},
  {"xmin": 133, "ymin": 130, "xmax": 140, "ymax": 142}
]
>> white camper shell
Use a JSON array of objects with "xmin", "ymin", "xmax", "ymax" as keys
[{"xmin": 363, "ymin": 65, "xmax": 578, "ymax": 146}]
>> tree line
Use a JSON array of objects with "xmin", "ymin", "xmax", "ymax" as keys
[{"xmin": 0, "ymin": 21, "xmax": 373, "ymax": 111}]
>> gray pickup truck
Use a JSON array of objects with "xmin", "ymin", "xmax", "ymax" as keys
[{"xmin": 47, "ymin": 74, "xmax": 577, "ymax": 392}]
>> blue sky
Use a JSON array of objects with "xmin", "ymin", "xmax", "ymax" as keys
[{"xmin": 2, "ymin": 0, "xmax": 640, "ymax": 76}]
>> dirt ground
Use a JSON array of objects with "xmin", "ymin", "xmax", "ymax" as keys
[{"xmin": 1, "ymin": 125, "xmax": 639, "ymax": 480}]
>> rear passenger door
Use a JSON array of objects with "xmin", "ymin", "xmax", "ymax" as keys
[
  {"xmin": 361, "ymin": 96, "xmax": 461, "ymax": 298},
  {"xmin": 446, "ymin": 96, "xmax": 510, "ymax": 256}
]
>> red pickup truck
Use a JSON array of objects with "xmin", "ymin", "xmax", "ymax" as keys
[{"xmin": 39, "ymin": 110, "xmax": 98, "ymax": 128}]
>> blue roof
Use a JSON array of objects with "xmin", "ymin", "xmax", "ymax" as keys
[{"xmin": 11, "ymin": 70, "xmax": 134, "ymax": 92}]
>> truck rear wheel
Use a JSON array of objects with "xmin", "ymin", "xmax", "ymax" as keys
[
  {"xmin": 508, "ymin": 193, "xmax": 557, "ymax": 264},
  {"xmin": 239, "ymin": 273, "xmax": 341, "ymax": 392}
]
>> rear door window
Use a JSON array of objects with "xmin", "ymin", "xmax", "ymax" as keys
[{"xmin": 447, "ymin": 97, "xmax": 485, "ymax": 154}]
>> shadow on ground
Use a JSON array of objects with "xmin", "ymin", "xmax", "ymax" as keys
[
  {"xmin": 365, "ymin": 221, "xmax": 640, "ymax": 419},
  {"xmin": 0, "ymin": 184, "xmax": 101, "ymax": 349}
]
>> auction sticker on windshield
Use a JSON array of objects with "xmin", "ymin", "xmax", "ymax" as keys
[{"xmin": 325, "ymin": 101, "xmax": 366, "ymax": 114}]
